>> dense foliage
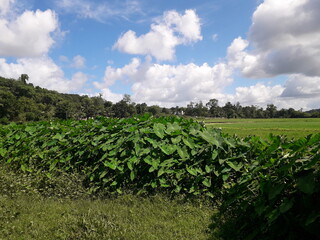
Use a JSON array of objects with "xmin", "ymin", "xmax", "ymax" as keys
[
  {"xmin": 214, "ymin": 134, "xmax": 320, "ymax": 239},
  {"xmin": 0, "ymin": 115, "xmax": 319, "ymax": 239},
  {"xmin": 1, "ymin": 76, "xmax": 319, "ymax": 124},
  {"xmin": 0, "ymin": 114, "xmax": 253, "ymax": 198}
]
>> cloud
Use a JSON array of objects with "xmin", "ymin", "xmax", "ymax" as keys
[
  {"xmin": 0, "ymin": 57, "xmax": 87, "ymax": 92},
  {"xmin": 222, "ymin": 81, "xmax": 320, "ymax": 110},
  {"xmin": 55, "ymin": 0, "xmax": 142, "ymax": 23},
  {"xmin": 0, "ymin": 5, "xmax": 58, "ymax": 58},
  {"xmin": 212, "ymin": 34, "xmax": 218, "ymax": 42},
  {"xmin": 0, "ymin": 0, "xmax": 15, "ymax": 16},
  {"xmin": 71, "ymin": 55, "xmax": 86, "ymax": 69},
  {"xmin": 231, "ymin": 83, "xmax": 284, "ymax": 107},
  {"xmin": 113, "ymin": 9, "xmax": 202, "ymax": 61},
  {"xmin": 94, "ymin": 58, "xmax": 141, "ymax": 89},
  {"xmin": 100, "ymin": 88, "xmax": 123, "ymax": 103},
  {"xmin": 231, "ymin": 0, "xmax": 320, "ymax": 78},
  {"xmin": 95, "ymin": 58, "xmax": 232, "ymax": 106},
  {"xmin": 281, "ymin": 74, "xmax": 320, "ymax": 98}
]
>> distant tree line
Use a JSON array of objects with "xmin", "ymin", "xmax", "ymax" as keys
[{"xmin": 0, "ymin": 75, "xmax": 319, "ymax": 124}]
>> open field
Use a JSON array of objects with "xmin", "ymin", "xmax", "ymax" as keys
[
  {"xmin": 0, "ymin": 166, "xmax": 215, "ymax": 240},
  {"xmin": 204, "ymin": 118, "xmax": 320, "ymax": 139}
]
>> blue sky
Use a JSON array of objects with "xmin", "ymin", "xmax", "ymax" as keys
[{"xmin": 1, "ymin": 0, "xmax": 320, "ymax": 110}]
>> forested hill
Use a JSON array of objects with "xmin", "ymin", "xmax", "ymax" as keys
[
  {"xmin": 0, "ymin": 76, "xmax": 114, "ymax": 123},
  {"xmin": 0, "ymin": 76, "xmax": 319, "ymax": 124}
]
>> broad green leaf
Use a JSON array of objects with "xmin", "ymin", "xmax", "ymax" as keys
[
  {"xmin": 140, "ymin": 148, "xmax": 151, "ymax": 156},
  {"xmin": 111, "ymin": 181, "xmax": 117, "ymax": 186},
  {"xmin": 268, "ymin": 184, "xmax": 285, "ymax": 200},
  {"xmin": 171, "ymin": 136, "xmax": 182, "ymax": 144},
  {"xmin": 158, "ymin": 167, "xmax": 165, "ymax": 177},
  {"xmin": 21, "ymin": 164, "xmax": 26, "ymax": 172},
  {"xmin": 144, "ymin": 137, "xmax": 158, "ymax": 147},
  {"xmin": 212, "ymin": 150, "xmax": 218, "ymax": 160},
  {"xmin": 222, "ymin": 173, "xmax": 229, "ymax": 181},
  {"xmin": 53, "ymin": 133, "xmax": 63, "ymax": 140},
  {"xmin": 104, "ymin": 161, "xmax": 117, "ymax": 170},
  {"xmin": 305, "ymin": 212, "xmax": 320, "ymax": 226},
  {"xmin": 159, "ymin": 158, "xmax": 177, "ymax": 168},
  {"xmin": 159, "ymin": 178, "xmax": 170, "ymax": 187},
  {"xmin": 224, "ymin": 137, "xmax": 236, "ymax": 148},
  {"xmin": 279, "ymin": 198, "xmax": 294, "ymax": 213},
  {"xmin": 297, "ymin": 174, "xmax": 315, "ymax": 194},
  {"xmin": 186, "ymin": 167, "xmax": 197, "ymax": 176},
  {"xmin": 0, "ymin": 148, "xmax": 7, "ymax": 157},
  {"xmin": 159, "ymin": 144, "xmax": 176, "ymax": 155},
  {"xmin": 151, "ymin": 181, "xmax": 157, "ymax": 188},
  {"xmin": 144, "ymin": 156, "xmax": 153, "ymax": 165},
  {"xmin": 202, "ymin": 178, "xmax": 212, "ymax": 187},
  {"xmin": 130, "ymin": 171, "xmax": 135, "ymax": 181},
  {"xmin": 183, "ymin": 137, "xmax": 195, "ymax": 149},
  {"xmin": 177, "ymin": 146, "xmax": 189, "ymax": 159},
  {"xmin": 199, "ymin": 131, "xmax": 220, "ymax": 147},
  {"xmin": 205, "ymin": 192, "xmax": 214, "ymax": 198},
  {"xmin": 99, "ymin": 171, "xmax": 107, "ymax": 179},
  {"xmin": 226, "ymin": 161, "xmax": 243, "ymax": 171},
  {"xmin": 153, "ymin": 123, "xmax": 165, "ymax": 139},
  {"xmin": 205, "ymin": 165, "xmax": 212, "ymax": 173},
  {"xmin": 127, "ymin": 161, "xmax": 133, "ymax": 171},
  {"xmin": 267, "ymin": 209, "xmax": 280, "ymax": 223},
  {"xmin": 134, "ymin": 143, "xmax": 141, "ymax": 155}
]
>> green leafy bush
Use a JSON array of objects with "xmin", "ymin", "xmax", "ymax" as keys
[
  {"xmin": 0, "ymin": 114, "xmax": 252, "ymax": 198},
  {"xmin": 214, "ymin": 134, "xmax": 320, "ymax": 240}
]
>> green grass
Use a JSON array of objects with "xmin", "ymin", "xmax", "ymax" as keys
[
  {"xmin": 0, "ymin": 195, "xmax": 214, "ymax": 240},
  {"xmin": 204, "ymin": 118, "xmax": 320, "ymax": 139},
  {"xmin": 0, "ymin": 165, "xmax": 216, "ymax": 240}
]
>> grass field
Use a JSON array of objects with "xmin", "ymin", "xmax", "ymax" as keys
[
  {"xmin": 0, "ymin": 166, "xmax": 216, "ymax": 240},
  {"xmin": 204, "ymin": 118, "xmax": 320, "ymax": 139}
]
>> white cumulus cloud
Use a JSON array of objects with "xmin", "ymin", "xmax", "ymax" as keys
[
  {"xmin": 0, "ymin": 57, "xmax": 87, "ymax": 92},
  {"xmin": 231, "ymin": 83, "xmax": 284, "ymax": 107},
  {"xmin": 230, "ymin": 0, "xmax": 320, "ymax": 79},
  {"xmin": 0, "ymin": 0, "xmax": 15, "ymax": 16},
  {"xmin": 281, "ymin": 74, "xmax": 320, "ymax": 98},
  {"xmin": 0, "ymin": 7, "xmax": 58, "ymax": 57},
  {"xmin": 113, "ymin": 9, "xmax": 202, "ymax": 61},
  {"xmin": 100, "ymin": 88, "xmax": 123, "ymax": 103},
  {"xmin": 71, "ymin": 55, "xmax": 86, "ymax": 69},
  {"xmin": 96, "ymin": 58, "xmax": 233, "ymax": 106}
]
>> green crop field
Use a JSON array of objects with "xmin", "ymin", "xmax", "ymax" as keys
[
  {"xmin": 0, "ymin": 115, "xmax": 319, "ymax": 239},
  {"xmin": 204, "ymin": 118, "xmax": 320, "ymax": 139}
]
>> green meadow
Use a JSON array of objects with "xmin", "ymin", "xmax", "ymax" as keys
[{"xmin": 205, "ymin": 118, "xmax": 320, "ymax": 139}]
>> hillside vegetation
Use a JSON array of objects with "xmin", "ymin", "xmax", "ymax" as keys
[{"xmin": 1, "ymin": 76, "xmax": 319, "ymax": 124}]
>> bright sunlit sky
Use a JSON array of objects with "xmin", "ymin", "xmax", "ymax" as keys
[{"xmin": 1, "ymin": 0, "xmax": 320, "ymax": 110}]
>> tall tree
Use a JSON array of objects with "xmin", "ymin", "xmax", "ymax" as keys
[{"xmin": 18, "ymin": 74, "xmax": 29, "ymax": 84}]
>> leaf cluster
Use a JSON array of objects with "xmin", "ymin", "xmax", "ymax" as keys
[
  {"xmin": 0, "ymin": 114, "xmax": 252, "ymax": 199},
  {"xmin": 214, "ymin": 134, "xmax": 320, "ymax": 240}
]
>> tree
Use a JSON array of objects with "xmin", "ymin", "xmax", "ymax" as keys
[
  {"xmin": 147, "ymin": 105, "xmax": 161, "ymax": 116},
  {"xmin": 206, "ymin": 99, "xmax": 220, "ymax": 117},
  {"xmin": 136, "ymin": 103, "xmax": 148, "ymax": 115},
  {"xmin": 18, "ymin": 74, "xmax": 29, "ymax": 84},
  {"xmin": 222, "ymin": 102, "xmax": 236, "ymax": 118},
  {"xmin": 112, "ymin": 95, "xmax": 136, "ymax": 118},
  {"xmin": 266, "ymin": 104, "xmax": 277, "ymax": 118}
]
